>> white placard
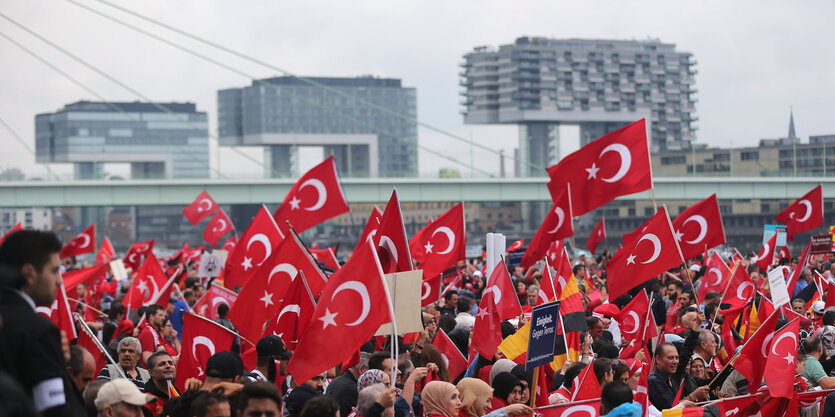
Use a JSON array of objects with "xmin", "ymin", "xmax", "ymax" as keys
[
  {"xmin": 109, "ymin": 259, "xmax": 128, "ymax": 281},
  {"xmin": 768, "ymin": 267, "xmax": 790, "ymax": 307},
  {"xmin": 197, "ymin": 254, "xmax": 223, "ymax": 278},
  {"xmin": 375, "ymin": 270, "xmax": 423, "ymax": 336}
]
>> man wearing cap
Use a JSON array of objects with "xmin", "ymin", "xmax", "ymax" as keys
[
  {"xmin": 95, "ymin": 379, "xmax": 155, "ymax": 417},
  {"xmin": 201, "ymin": 351, "xmax": 244, "ymax": 397},
  {"xmin": 143, "ymin": 351, "xmax": 176, "ymax": 415},
  {"xmin": 326, "ymin": 351, "xmax": 369, "ymax": 417}
]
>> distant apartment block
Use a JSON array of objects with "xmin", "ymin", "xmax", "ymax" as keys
[
  {"xmin": 35, "ymin": 101, "xmax": 209, "ymax": 179},
  {"xmin": 218, "ymin": 76, "xmax": 417, "ymax": 178},
  {"xmin": 460, "ymin": 37, "xmax": 698, "ymax": 176}
]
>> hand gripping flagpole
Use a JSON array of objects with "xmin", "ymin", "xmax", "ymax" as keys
[{"xmin": 74, "ymin": 313, "xmax": 126, "ymax": 378}]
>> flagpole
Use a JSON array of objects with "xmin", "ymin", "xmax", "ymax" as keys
[
  {"xmin": 437, "ymin": 273, "xmax": 443, "ymax": 305},
  {"xmin": 286, "ymin": 222, "xmax": 331, "ymax": 279},
  {"xmin": 708, "ymin": 263, "xmax": 738, "ymax": 330},
  {"xmin": 185, "ymin": 309, "xmax": 256, "ymax": 347},
  {"xmin": 389, "ymin": 273, "xmax": 399, "ymax": 386},
  {"xmin": 650, "ymin": 188, "xmax": 658, "ymax": 214},
  {"xmin": 74, "ymin": 313, "xmax": 125, "ymax": 378},
  {"xmin": 68, "ymin": 297, "xmax": 107, "ymax": 318}
]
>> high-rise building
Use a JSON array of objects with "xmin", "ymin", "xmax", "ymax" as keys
[
  {"xmin": 460, "ymin": 37, "xmax": 698, "ymax": 176},
  {"xmin": 218, "ymin": 76, "xmax": 417, "ymax": 178},
  {"xmin": 35, "ymin": 101, "xmax": 209, "ymax": 179}
]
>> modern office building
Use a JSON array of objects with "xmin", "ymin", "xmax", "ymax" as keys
[
  {"xmin": 0, "ymin": 208, "xmax": 52, "ymax": 233},
  {"xmin": 460, "ymin": 37, "xmax": 698, "ymax": 176},
  {"xmin": 35, "ymin": 101, "xmax": 209, "ymax": 179},
  {"xmin": 218, "ymin": 76, "xmax": 417, "ymax": 178}
]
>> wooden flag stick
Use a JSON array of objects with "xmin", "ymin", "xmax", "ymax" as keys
[{"xmin": 529, "ymin": 366, "xmax": 539, "ymax": 416}]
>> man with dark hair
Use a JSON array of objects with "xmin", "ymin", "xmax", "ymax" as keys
[
  {"xmin": 285, "ymin": 373, "xmax": 325, "ymax": 417},
  {"xmin": 247, "ymin": 335, "xmax": 293, "ymax": 388},
  {"xmin": 189, "ymin": 391, "xmax": 231, "ymax": 417},
  {"xmin": 0, "ymin": 229, "xmax": 84, "ymax": 416},
  {"xmin": 549, "ymin": 362, "xmax": 587, "ymax": 403},
  {"xmin": 793, "ymin": 298, "xmax": 808, "ymax": 316},
  {"xmin": 439, "ymin": 291, "xmax": 458, "ymax": 317},
  {"xmin": 802, "ymin": 336, "xmax": 835, "ymax": 389},
  {"xmin": 593, "ymin": 358, "xmax": 614, "ymax": 387},
  {"xmin": 214, "ymin": 303, "xmax": 237, "ymax": 333},
  {"xmin": 587, "ymin": 316, "xmax": 604, "ymax": 339},
  {"xmin": 67, "ymin": 345, "xmax": 97, "ymax": 394},
  {"xmin": 239, "ymin": 382, "xmax": 282, "ymax": 417},
  {"xmin": 300, "ymin": 395, "xmax": 339, "ymax": 417},
  {"xmin": 144, "ymin": 351, "xmax": 177, "ymax": 415},
  {"xmin": 138, "ymin": 303, "xmax": 167, "ymax": 366},
  {"xmin": 368, "ymin": 351, "xmax": 393, "ymax": 373},
  {"xmin": 325, "ymin": 351, "xmax": 369, "ymax": 417},
  {"xmin": 82, "ymin": 379, "xmax": 107, "ymax": 417},
  {"xmin": 600, "ymin": 381, "xmax": 639, "ymax": 416}
]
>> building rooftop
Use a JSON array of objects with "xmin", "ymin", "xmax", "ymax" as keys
[{"xmin": 251, "ymin": 76, "xmax": 403, "ymax": 88}]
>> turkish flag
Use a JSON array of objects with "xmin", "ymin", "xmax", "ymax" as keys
[
  {"xmin": 220, "ymin": 235, "xmax": 237, "ymax": 253},
  {"xmin": 471, "ymin": 294, "xmax": 502, "ymax": 359},
  {"xmin": 786, "ymin": 239, "xmax": 812, "ymax": 297},
  {"xmin": 77, "ymin": 325, "xmax": 107, "ymax": 373},
  {"xmin": 192, "ymin": 284, "xmax": 238, "ymax": 320},
  {"xmin": 778, "ymin": 246, "xmax": 791, "ymax": 260},
  {"xmin": 721, "ymin": 264, "xmax": 756, "ymax": 307},
  {"xmin": 175, "ymin": 312, "xmax": 237, "ymax": 389},
  {"xmin": 36, "ymin": 276, "xmax": 77, "ymax": 339},
  {"xmin": 287, "ymin": 241, "xmax": 392, "ymax": 383},
  {"xmin": 606, "ymin": 206, "xmax": 685, "ymax": 302},
  {"xmin": 613, "ymin": 290, "xmax": 651, "ymax": 342},
  {"xmin": 95, "ymin": 237, "xmax": 115, "ymax": 266},
  {"xmin": 546, "ymin": 119, "xmax": 652, "ymax": 216},
  {"xmin": 753, "ymin": 233, "xmax": 777, "ymax": 273},
  {"xmin": 409, "ymin": 203, "xmax": 466, "ymax": 279},
  {"xmin": 373, "ymin": 190, "xmax": 413, "ymax": 274},
  {"xmin": 357, "ymin": 206, "xmax": 383, "ymax": 250},
  {"xmin": 699, "ymin": 252, "xmax": 731, "ymax": 304},
  {"xmin": 764, "ymin": 319, "xmax": 800, "ymax": 398},
  {"xmin": 484, "ymin": 260, "xmax": 522, "ymax": 320},
  {"xmin": 537, "ymin": 267, "xmax": 558, "ymax": 306},
  {"xmin": 124, "ymin": 253, "xmax": 169, "ymax": 309},
  {"xmin": 420, "ymin": 273, "xmax": 442, "ymax": 307},
  {"xmin": 0, "ymin": 222, "xmax": 22, "ymax": 246},
  {"xmin": 586, "ymin": 217, "xmax": 606, "ymax": 255},
  {"xmin": 733, "ymin": 309, "xmax": 779, "ymax": 389},
  {"xmin": 545, "ymin": 240, "xmax": 563, "ymax": 270},
  {"xmin": 309, "ymin": 248, "xmax": 340, "ymax": 271},
  {"xmin": 522, "ymin": 189, "xmax": 573, "ymax": 268},
  {"xmin": 715, "ymin": 394, "xmax": 761, "ymax": 417},
  {"xmin": 273, "ymin": 156, "xmax": 350, "ymax": 234},
  {"xmin": 60, "ymin": 224, "xmax": 96, "ymax": 258},
  {"xmin": 223, "ymin": 205, "xmax": 284, "ymax": 290},
  {"xmin": 538, "ymin": 399, "xmax": 601, "ymax": 417},
  {"xmin": 228, "ymin": 232, "xmax": 327, "ymax": 343},
  {"xmin": 262, "ymin": 270, "xmax": 317, "ymax": 350},
  {"xmin": 571, "ymin": 358, "xmax": 602, "ymax": 401},
  {"xmin": 62, "ymin": 263, "xmax": 109, "ymax": 296},
  {"xmin": 203, "ymin": 209, "xmax": 234, "ymax": 247},
  {"xmin": 775, "ymin": 185, "xmax": 823, "ymax": 240},
  {"xmin": 180, "ymin": 243, "xmax": 205, "ymax": 264},
  {"xmin": 622, "ymin": 216, "xmax": 651, "ymax": 248},
  {"xmin": 182, "ymin": 190, "xmax": 218, "ymax": 226},
  {"xmin": 507, "ymin": 239, "xmax": 524, "ymax": 252},
  {"xmin": 672, "ymin": 194, "xmax": 726, "ymax": 261},
  {"xmin": 124, "ymin": 239, "xmax": 155, "ymax": 271},
  {"xmin": 432, "ymin": 329, "xmax": 468, "ymax": 379}
]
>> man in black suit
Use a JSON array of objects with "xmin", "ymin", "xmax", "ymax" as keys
[{"xmin": 0, "ymin": 229, "xmax": 84, "ymax": 416}]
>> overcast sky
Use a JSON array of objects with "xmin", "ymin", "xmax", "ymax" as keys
[{"xmin": 1, "ymin": 0, "xmax": 833, "ymax": 179}]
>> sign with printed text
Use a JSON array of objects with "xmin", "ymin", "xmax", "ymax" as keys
[
  {"xmin": 811, "ymin": 234, "xmax": 833, "ymax": 255},
  {"xmin": 767, "ymin": 267, "xmax": 790, "ymax": 308},
  {"xmin": 197, "ymin": 253, "xmax": 223, "ymax": 278},
  {"xmin": 526, "ymin": 300, "xmax": 561, "ymax": 371},
  {"xmin": 763, "ymin": 225, "xmax": 787, "ymax": 247}
]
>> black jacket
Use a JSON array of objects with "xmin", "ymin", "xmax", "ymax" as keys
[{"xmin": 325, "ymin": 370, "xmax": 358, "ymax": 417}]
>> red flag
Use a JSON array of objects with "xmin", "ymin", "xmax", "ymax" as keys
[
  {"xmin": 537, "ymin": 267, "xmax": 558, "ymax": 306},
  {"xmin": 124, "ymin": 240, "xmax": 155, "ymax": 271},
  {"xmin": 182, "ymin": 190, "xmax": 218, "ymax": 226},
  {"xmin": 60, "ymin": 224, "xmax": 95, "ymax": 258},
  {"xmin": 483, "ymin": 260, "xmax": 522, "ymax": 320},
  {"xmin": 613, "ymin": 290, "xmax": 650, "ymax": 342},
  {"xmin": 36, "ymin": 276, "xmax": 77, "ymax": 339},
  {"xmin": 432, "ymin": 329, "xmax": 467, "ymax": 379},
  {"xmin": 571, "ymin": 358, "xmax": 601, "ymax": 401},
  {"xmin": 538, "ymin": 399, "xmax": 601, "ymax": 417},
  {"xmin": 778, "ymin": 246, "xmax": 791, "ymax": 260},
  {"xmin": 309, "ymin": 248, "xmax": 340, "ymax": 271},
  {"xmin": 287, "ymin": 241, "xmax": 392, "ymax": 383},
  {"xmin": 421, "ymin": 274, "xmax": 442, "ymax": 308},
  {"xmin": 76, "ymin": 324, "xmax": 107, "ymax": 372},
  {"xmin": 124, "ymin": 253, "xmax": 169, "ymax": 309},
  {"xmin": 357, "ymin": 206, "xmax": 383, "ymax": 249},
  {"xmin": 203, "ymin": 209, "xmax": 234, "ymax": 247},
  {"xmin": 786, "ymin": 239, "xmax": 812, "ymax": 297},
  {"xmin": 763, "ymin": 319, "xmax": 800, "ymax": 398},
  {"xmin": 409, "ymin": 203, "xmax": 466, "ymax": 278},
  {"xmin": 715, "ymin": 394, "xmax": 761, "ymax": 417},
  {"xmin": 775, "ymin": 184, "xmax": 823, "ymax": 240},
  {"xmin": 175, "ymin": 312, "xmax": 237, "ymax": 389},
  {"xmin": 471, "ymin": 293, "xmax": 502, "ymax": 359},
  {"xmin": 220, "ymin": 235, "xmax": 237, "ymax": 253},
  {"xmin": 373, "ymin": 190, "xmax": 413, "ymax": 274},
  {"xmin": 180, "ymin": 244, "xmax": 205, "ymax": 264},
  {"xmin": 606, "ymin": 206, "xmax": 685, "ymax": 302},
  {"xmin": 522, "ymin": 188, "xmax": 573, "ymax": 268},
  {"xmin": 733, "ymin": 309, "xmax": 780, "ymax": 389},
  {"xmin": 634, "ymin": 363, "xmax": 650, "ymax": 414},
  {"xmin": 547, "ymin": 119, "xmax": 652, "ymax": 216},
  {"xmin": 586, "ymin": 217, "xmax": 606, "ymax": 255},
  {"xmin": 223, "ymin": 206, "xmax": 284, "ymax": 290},
  {"xmin": 192, "ymin": 285, "xmax": 238, "ymax": 320},
  {"xmin": 721, "ymin": 264, "xmax": 756, "ymax": 307},
  {"xmin": 95, "ymin": 237, "xmax": 115, "ymax": 266},
  {"xmin": 0, "ymin": 222, "xmax": 22, "ymax": 246},
  {"xmin": 507, "ymin": 239, "xmax": 524, "ymax": 252},
  {"xmin": 672, "ymin": 194, "xmax": 726, "ymax": 261},
  {"xmin": 753, "ymin": 233, "xmax": 777, "ymax": 273},
  {"xmin": 228, "ymin": 232, "xmax": 327, "ymax": 343},
  {"xmin": 273, "ymin": 156, "xmax": 350, "ymax": 234},
  {"xmin": 262, "ymin": 270, "xmax": 317, "ymax": 350},
  {"xmin": 545, "ymin": 240, "xmax": 563, "ymax": 270},
  {"xmin": 62, "ymin": 263, "xmax": 109, "ymax": 296},
  {"xmin": 622, "ymin": 216, "xmax": 651, "ymax": 248},
  {"xmin": 699, "ymin": 252, "xmax": 732, "ymax": 304}
]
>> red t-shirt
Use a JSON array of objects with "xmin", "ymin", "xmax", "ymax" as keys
[{"xmin": 138, "ymin": 323, "xmax": 162, "ymax": 365}]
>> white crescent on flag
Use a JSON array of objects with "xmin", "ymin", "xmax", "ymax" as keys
[
  {"xmin": 299, "ymin": 179, "xmax": 327, "ymax": 211},
  {"xmin": 332, "ymin": 281, "xmax": 371, "ymax": 327}
]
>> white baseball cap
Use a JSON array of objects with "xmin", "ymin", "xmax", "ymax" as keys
[{"xmin": 94, "ymin": 379, "xmax": 155, "ymax": 410}]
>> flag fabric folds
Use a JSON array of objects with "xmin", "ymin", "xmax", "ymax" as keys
[
  {"xmin": 223, "ymin": 206, "xmax": 284, "ymax": 290},
  {"xmin": 522, "ymin": 188, "xmax": 573, "ymax": 268},
  {"xmin": 671, "ymin": 194, "xmax": 726, "ymax": 261},
  {"xmin": 175, "ymin": 312, "xmax": 237, "ymax": 389},
  {"xmin": 60, "ymin": 224, "xmax": 96, "ymax": 258},
  {"xmin": 372, "ymin": 190, "xmax": 414, "ymax": 274},
  {"xmin": 273, "ymin": 156, "xmax": 350, "ymax": 234},
  {"xmin": 182, "ymin": 190, "xmax": 218, "ymax": 226},
  {"xmin": 409, "ymin": 203, "xmax": 467, "ymax": 278},
  {"xmin": 203, "ymin": 209, "xmax": 234, "ymax": 247},
  {"xmin": 586, "ymin": 217, "xmax": 606, "ymax": 255},
  {"xmin": 753, "ymin": 233, "xmax": 777, "ymax": 273},
  {"xmin": 775, "ymin": 184, "xmax": 823, "ymax": 240}
]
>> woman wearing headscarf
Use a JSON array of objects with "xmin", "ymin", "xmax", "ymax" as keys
[
  {"xmin": 456, "ymin": 378, "xmax": 532, "ymax": 417},
  {"xmin": 421, "ymin": 381, "xmax": 461, "ymax": 417},
  {"xmin": 488, "ymin": 372, "xmax": 524, "ymax": 413},
  {"xmin": 488, "ymin": 359, "xmax": 517, "ymax": 386}
]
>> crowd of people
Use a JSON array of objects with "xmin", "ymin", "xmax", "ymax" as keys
[{"xmin": 2, "ymin": 228, "xmax": 835, "ymax": 417}]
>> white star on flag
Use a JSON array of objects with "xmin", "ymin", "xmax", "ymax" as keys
[
  {"xmin": 476, "ymin": 307, "xmax": 488, "ymax": 319},
  {"xmin": 585, "ymin": 162, "xmax": 600, "ymax": 179},
  {"xmin": 289, "ymin": 196, "xmax": 301, "ymax": 210},
  {"xmin": 626, "ymin": 254, "xmax": 636, "ymax": 265},
  {"xmin": 241, "ymin": 256, "xmax": 253, "ymax": 271},
  {"xmin": 319, "ymin": 308, "xmax": 338, "ymax": 329},
  {"xmin": 259, "ymin": 291, "xmax": 274, "ymax": 308},
  {"xmin": 424, "ymin": 241, "xmax": 433, "ymax": 254},
  {"xmin": 674, "ymin": 229, "xmax": 684, "ymax": 242},
  {"xmin": 137, "ymin": 279, "xmax": 148, "ymax": 294}
]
